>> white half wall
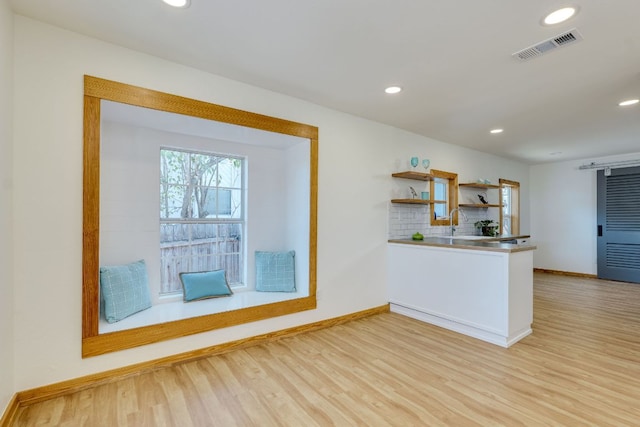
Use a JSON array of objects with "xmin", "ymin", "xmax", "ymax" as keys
[
  {"xmin": 12, "ymin": 15, "xmax": 530, "ymax": 391},
  {"xmin": 0, "ymin": 0, "xmax": 14, "ymax": 416},
  {"xmin": 530, "ymin": 151, "xmax": 640, "ymax": 275}
]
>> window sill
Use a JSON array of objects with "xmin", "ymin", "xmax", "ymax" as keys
[{"xmin": 99, "ymin": 289, "xmax": 309, "ymax": 334}]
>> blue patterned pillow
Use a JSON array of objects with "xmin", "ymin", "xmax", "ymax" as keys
[
  {"xmin": 100, "ymin": 259, "xmax": 152, "ymax": 323},
  {"xmin": 255, "ymin": 250, "xmax": 296, "ymax": 292},
  {"xmin": 179, "ymin": 269, "xmax": 233, "ymax": 302}
]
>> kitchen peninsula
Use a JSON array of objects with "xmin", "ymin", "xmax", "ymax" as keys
[{"xmin": 387, "ymin": 236, "xmax": 536, "ymax": 347}]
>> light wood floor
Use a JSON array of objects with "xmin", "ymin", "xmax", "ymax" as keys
[{"xmin": 13, "ymin": 273, "xmax": 640, "ymax": 426}]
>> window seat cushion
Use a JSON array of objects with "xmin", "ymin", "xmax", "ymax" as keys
[
  {"xmin": 255, "ymin": 250, "xmax": 296, "ymax": 292},
  {"xmin": 100, "ymin": 259, "xmax": 152, "ymax": 323},
  {"xmin": 179, "ymin": 269, "xmax": 233, "ymax": 302}
]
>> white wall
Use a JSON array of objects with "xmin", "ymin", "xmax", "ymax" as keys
[
  {"xmin": 0, "ymin": 0, "xmax": 14, "ymax": 415},
  {"xmin": 12, "ymin": 15, "xmax": 530, "ymax": 391},
  {"xmin": 530, "ymin": 151, "xmax": 640, "ymax": 275},
  {"xmin": 284, "ymin": 141, "xmax": 310, "ymax": 293}
]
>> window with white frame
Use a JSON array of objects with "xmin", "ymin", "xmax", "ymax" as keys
[
  {"xmin": 433, "ymin": 178, "xmax": 449, "ymax": 219},
  {"xmin": 502, "ymin": 187, "xmax": 512, "ymax": 231},
  {"xmin": 160, "ymin": 148, "xmax": 244, "ymax": 294}
]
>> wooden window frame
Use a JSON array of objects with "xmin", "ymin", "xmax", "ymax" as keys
[
  {"xmin": 499, "ymin": 178, "xmax": 520, "ymax": 235},
  {"xmin": 430, "ymin": 169, "xmax": 459, "ymax": 226}
]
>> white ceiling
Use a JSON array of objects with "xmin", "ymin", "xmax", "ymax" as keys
[{"xmin": 11, "ymin": 0, "xmax": 640, "ymax": 164}]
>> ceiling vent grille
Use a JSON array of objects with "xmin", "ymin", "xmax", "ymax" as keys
[{"xmin": 512, "ymin": 28, "xmax": 583, "ymax": 61}]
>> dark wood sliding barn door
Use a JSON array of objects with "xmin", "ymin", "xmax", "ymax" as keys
[{"xmin": 597, "ymin": 166, "xmax": 640, "ymax": 283}]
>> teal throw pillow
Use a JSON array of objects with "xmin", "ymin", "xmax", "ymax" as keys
[
  {"xmin": 100, "ymin": 259, "xmax": 152, "ymax": 323},
  {"xmin": 255, "ymin": 250, "xmax": 296, "ymax": 292},
  {"xmin": 179, "ymin": 269, "xmax": 233, "ymax": 302}
]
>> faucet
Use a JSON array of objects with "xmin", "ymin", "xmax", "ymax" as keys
[{"xmin": 448, "ymin": 208, "xmax": 467, "ymax": 236}]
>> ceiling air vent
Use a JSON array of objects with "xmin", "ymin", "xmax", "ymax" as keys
[{"xmin": 512, "ymin": 28, "xmax": 583, "ymax": 61}]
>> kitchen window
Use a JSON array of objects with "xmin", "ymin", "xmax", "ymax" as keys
[
  {"xmin": 430, "ymin": 169, "xmax": 459, "ymax": 226},
  {"xmin": 500, "ymin": 178, "xmax": 520, "ymax": 235}
]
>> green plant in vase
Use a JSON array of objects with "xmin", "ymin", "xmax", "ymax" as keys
[{"xmin": 474, "ymin": 220, "xmax": 499, "ymax": 237}]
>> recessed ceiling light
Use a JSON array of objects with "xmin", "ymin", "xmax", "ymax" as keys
[
  {"xmin": 490, "ymin": 128, "xmax": 504, "ymax": 134},
  {"xmin": 550, "ymin": 151, "xmax": 562, "ymax": 156},
  {"xmin": 385, "ymin": 86, "xmax": 402, "ymax": 94},
  {"xmin": 618, "ymin": 99, "xmax": 639, "ymax": 107},
  {"xmin": 543, "ymin": 7, "xmax": 577, "ymax": 25},
  {"xmin": 162, "ymin": 0, "xmax": 190, "ymax": 8}
]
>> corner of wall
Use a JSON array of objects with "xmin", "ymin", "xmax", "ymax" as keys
[{"xmin": 0, "ymin": 0, "xmax": 15, "ymax": 418}]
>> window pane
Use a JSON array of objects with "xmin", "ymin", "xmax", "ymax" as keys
[
  {"xmin": 502, "ymin": 187, "xmax": 511, "ymax": 215},
  {"xmin": 160, "ymin": 150, "xmax": 189, "ymax": 185},
  {"xmin": 160, "ymin": 223, "xmax": 190, "ymax": 244},
  {"xmin": 228, "ymin": 189, "xmax": 243, "ymax": 219},
  {"xmin": 160, "ymin": 223, "xmax": 192, "ymax": 294},
  {"xmin": 218, "ymin": 223, "xmax": 243, "ymax": 242},
  {"xmin": 434, "ymin": 179, "xmax": 447, "ymax": 201},
  {"xmin": 501, "ymin": 186, "xmax": 511, "ymax": 234},
  {"xmin": 190, "ymin": 154, "xmax": 218, "ymax": 219},
  {"xmin": 161, "ymin": 184, "xmax": 193, "ymax": 219},
  {"xmin": 191, "ymin": 223, "xmax": 217, "ymax": 240},
  {"xmin": 434, "ymin": 178, "xmax": 449, "ymax": 218},
  {"xmin": 198, "ymin": 187, "xmax": 232, "ymax": 218},
  {"xmin": 503, "ymin": 217, "xmax": 512, "ymax": 233},
  {"xmin": 190, "ymin": 153, "xmax": 218, "ymax": 184},
  {"xmin": 217, "ymin": 157, "xmax": 242, "ymax": 188},
  {"xmin": 222, "ymin": 254, "xmax": 242, "ymax": 283},
  {"xmin": 434, "ymin": 202, "xmax": 447, "ymax": 219}
]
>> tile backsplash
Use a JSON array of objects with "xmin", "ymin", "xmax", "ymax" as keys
[{"xmin": 388, "ymin": 203, "xmax": 491, "ymax": 240}]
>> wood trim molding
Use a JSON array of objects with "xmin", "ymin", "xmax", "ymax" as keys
[
  {"xmin": 0, "ymin": 394, "xmax": 19, "ymax": 427},
  {"xmin": 84, "ymin": 76, "xmax": 318, "ymax": 140},
  {"xmin": 82, "ymin": 95, "xmax": 100, "ymax": 339},
  {"xmin": 499, "ymin": 178, "xmax": 520, "ymax": 235},
  {"xmin": 430, "ymin": 169, "xmax": 459, "ymax": 226},
  {"xmin": 83, "ymin": 297, "xmax": 317, "ymax": 357},
  {"xmin": 82, "ymin": 297, "xmax": 316, "ymax": 357},
  {"xmin": 534, "ymin": 268, "xmax": 597, "ymax": 279},
  {"xmin": 82, "ymin": 75, "xmax": 319, "ymax": 356},
  {"xmin": 16, "ymin": 305, "xmax": 389, "ymax": 408},
  {"xmin": 498, "ymin": 178, "xmax": 520, "ymax": 187}
]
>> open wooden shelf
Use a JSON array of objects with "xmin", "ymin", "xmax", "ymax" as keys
[
  {"xmin": 391, "ymin": 171, "xmax": 434, "ymax": 181},
  {"xmin": 391, "ymin": 199, "xmax": 433, "ymax": 205},
  {"xmin": 459, "ymin": 182, "xmax": 500, "ymax": 189},
  {"xmin": 459, "ymin": 203, "xmax": 500, "ymax": 208},
  {"xmin": 392, "ymin": 198, "xmax": 446, "ymax": 205}
]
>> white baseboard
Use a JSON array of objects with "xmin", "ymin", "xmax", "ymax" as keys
[{"xmin": 390, "ymin": 303, "xmax": 531, "ymax": 348}]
